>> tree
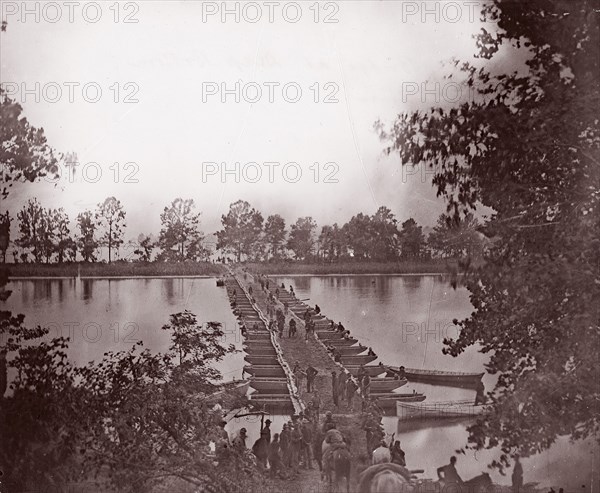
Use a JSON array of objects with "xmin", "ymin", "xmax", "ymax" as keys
[
  {"xmin": 342, "ymin": 213, "xmax": 372, "ymax": 260},
  {"xmin": 76, "ymin": 211, "xmax": 98, "ymax": 262},
  {"xmin": 96, "ymin": 197, "xmax": 126, "ymax": 263},
  {"xmin": 157, "ymin": 198, "xmax": 206, "ymax": 262},
  {"xmin": 216, "ymin": 200, "xmax": 264, "ymax": 262},
  {"xmin": 371, "ymin": 206, "xmax": 400, "ymax": 261},
  {"xmin": 318, "ymin": 223, "xmax": 346, "ymax": 262},
  {"xmin": 17, "ymin": 198, "xmax": 47, "ymax": 263},
  {"xmin": 428, "ymin": 213, "xmax": 484, "ymax": 259},
  {"xmin": 287, "ymin": 217, "xmax": 317, "ymax": 260},
  {"xmin": 52, "ymin": 208, "xmax": 75, "ymax": 263},
  {"xmin": 398, "ymin": 218, "xmax": 425, "ymax": 259},
  {"xmin": 0, "ymin": 88, "xmax": 60, "ymax": 199},
  {"xmin": 1, "ymin": 310, "xmax": 253, "ymax": 492},
  {"xmin": 133, "ymin": 234, "xmax": 154, "ymax": 262},
  {"xmin": 377, "ymin": 0, "xmax": 599, "ymax": 470},
  {"xmin": 263, "ymin": 214, "xmax": 286, "ymax": 260}
]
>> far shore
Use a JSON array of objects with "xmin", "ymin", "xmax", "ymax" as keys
[
  {"xmin": 244, "ymin": 259, "xmax": 462, "ymax": 276},
  {"xmin": 1, "ymin": 259, "xmax": 468, "ymax": 279}
]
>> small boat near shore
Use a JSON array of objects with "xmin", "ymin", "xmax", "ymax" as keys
[
  {"xmin": 373, "ymin": 392, "xmax": 427, "ymax": 410},
  {"xmin": 370, "ymin": 377, "xmax": 407, "ymax": 392},
  {"xmin": 396, "ymin": 400, "xmax": 487, "ymax": 421},
  {"xmin": 346, "ymin": 365, "xmax": 388, "ymax": 377},
  {"xmin": 341, "ymin": 354, "xmax": 377, "ymax": 365},
  {"xmin": 387, "ymin": 366, "xmax": 484, "ymax": 388},
  {"xmin": 336, "ymin": 345, "xmax": 368, "ymax": 356}
]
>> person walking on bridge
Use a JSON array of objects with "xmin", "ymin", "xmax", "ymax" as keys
[
  {"xmin": 338, "ymin": 371, "xmax": 347, "ymax": 404},
  {"xmin": 346, "ymin": 377, "xmax": 358, "ymax": 412},
  {"xmin": 331, "ymin": 371, "xmax": 339, "ymax": 407},
  {"xmin": 306, "ymin": 365, "xmax": 318, "ymax": 393}
]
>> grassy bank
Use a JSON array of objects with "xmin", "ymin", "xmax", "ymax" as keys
[
  {"xmin": 2, "ymin": 261, "xmax": 225, "ymax": 278},
  {"xmin": 244, "ymin": 259, "xmax": 459, "ymax": 275}
]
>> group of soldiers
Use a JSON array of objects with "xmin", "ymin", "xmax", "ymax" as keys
[
  {"xmin": 216, "ymin": 407, "xmax": 338, "ymax": 479},
  {"xmin": 330, "ymin": 368, "xmax": 362, "ymax": 412}
]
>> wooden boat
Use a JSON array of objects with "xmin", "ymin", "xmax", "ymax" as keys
[
  {"xmin": 243, "ymin": 365, "xmax": 285, "ymax": 378},
  {"xmin": 327, "ymin": 338, "xmax": 360, "ymax": 346},
  {"xmin": 346, "ymin": 365, "xmax": 388, "ymax": 377},
  {"xmin": 244, "ymin": 347, "xmax": 277, "ymax": 356},
  {"xmin": 216, "ymin": 279, "xmax": 225, "ymax": 287},
  {"xmin": 244, "ymin": 331, "xmax": 271, "ymax": 340},
  {"xmin": 248, "ymin": 394, "xmax": 294, "ymax": 410},
  {"xmin": 373, "ymin": 392, "xmax": 427, "ymax": 410},
  {"xmin": 334, "ymin": 345, "xmax": 368, "ymax": 356},
  {"xmin": 243, "ymin": 342, "xmax": 275, "ymax": 350},
  {"xmin": 396, "ymin": 400, "xmax": 487, "ymax": 421},
  {"xmin": 340, "ymin": 354, "xmax": 377, "ymax": 365},
  {"xmin": 317, "ymin": 331, "xmax": 345, "ymax": 340},
  {"xmin": 249, "ymin": 378, "xmax": 289, "ymax": 394},
  {"xmin": 370, "ymin": 377, "xmax": 407, "ymax": 392},
  {"xmin": 244, "ymin": 355, "xmax": 279, "ymax": 366},
  {"xmin": 208, "ymin": 379, "xmax": 250, "ymax": 401},
  {"xmin": 388, "ymin": 366, "xmax": 484, "ymax": 388}
]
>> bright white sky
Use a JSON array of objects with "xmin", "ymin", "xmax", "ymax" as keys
[{"xmin": 1, "ymin": 1, "xmax": 495, "ymax": 239}]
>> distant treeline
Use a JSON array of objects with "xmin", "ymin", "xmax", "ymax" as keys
[{"xmin": 0, "ymin": 198, "xmax": 487, "ymax": 265}]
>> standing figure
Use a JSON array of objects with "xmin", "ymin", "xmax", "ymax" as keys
[
  {"xmin": 269, "ymin": 434, "xmax": 282, "ymax": 477},
  {"xmin": 346, "ymin": 378, "xmax": 358, "ymax": 412},
  {"xmin": 331, "ymin": 371, "xmax": 339, "ymax": 407},
  {"xmin": 437, "ymin": 456, "xmax": 464, "ymax": 484},
  {"xmin": 512, "ymin": 455, "xmax": 524, "ymax": 493},
  {"xmin": 313, "ymin": 389, "xmax": 321, "ymax": 420},
  {"xmin": 306, "ymin": 365, "xmax": 318, "ymax": 393},
  {"xmin": 337, "ymin": 371, "xmax": 347, "ymax": 403}
]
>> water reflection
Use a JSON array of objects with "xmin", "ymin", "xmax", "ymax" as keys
[{"xmin": 82, "ymin": 279, "xmax": 93, "ymax": 301}]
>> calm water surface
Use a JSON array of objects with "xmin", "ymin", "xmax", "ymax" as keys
[
  {"xmin": 277, "ymin": 275, "xmax": 598, "ymax": 489},
  {"xmin": 4, "ymin": 276, "xmax": 597, "ymax": 489}
]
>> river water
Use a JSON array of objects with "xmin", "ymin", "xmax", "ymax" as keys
[{"xmin": 4, "ymin": 276, "xmax": 597, "ymax": 489}]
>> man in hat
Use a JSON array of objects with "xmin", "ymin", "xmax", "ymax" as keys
[
  {"xmin": 321, "ymin": 410, "xmax": 336, "ymax": 433},
  {"xmin": 305, "ymin": 365, "xmax": 318, "ymax": 393},
  {"xmin": 261, "ymin": 419, "xmax": 272, "ymax": 444}
]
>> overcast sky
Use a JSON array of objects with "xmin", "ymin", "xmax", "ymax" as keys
[{"xmin": 1, "ymin": 1, "xmax": 497, "ymax": 239}]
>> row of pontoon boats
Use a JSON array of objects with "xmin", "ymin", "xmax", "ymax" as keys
[
  {"xmin": 226, "ymin": 278, "xmax": 295, "ymax": 412},
  {"xmin": 232, "ymin": 272, "xmax": 485, "ymax": 416}
]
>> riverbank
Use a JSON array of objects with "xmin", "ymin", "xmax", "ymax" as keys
[
  {"xmin": 244, "ymin": 260, "xmax": 460, "ymax": 276},
  {"xmin": 1, "ymin": 261, "xmax": 225, "ymax": 278}
]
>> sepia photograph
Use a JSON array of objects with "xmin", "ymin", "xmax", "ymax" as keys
[{"xmin": 0, "ymin": 1, "xmax": 598, "ymax": 492}]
